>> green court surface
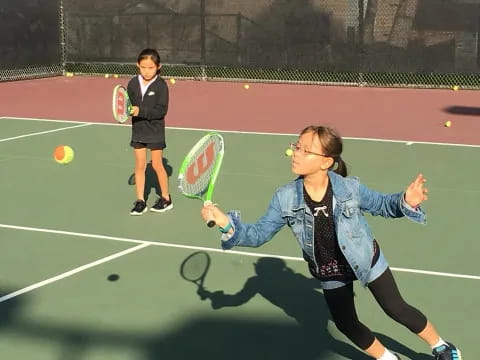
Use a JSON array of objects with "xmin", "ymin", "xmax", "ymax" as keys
[{"xmin": 0, "ymin": 117, "xmax": 478, "ymax": 359}]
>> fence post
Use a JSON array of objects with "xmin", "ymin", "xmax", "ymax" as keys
[
  {"xmin": 59, "ymin": 0, "xmax": 66, "ymax": 73},
  {"xmin": 200, "ymin": 0, "xmax": 206, "ymax": 63},
  {"xmin": 236, "ymin": 13, "xmax": 242, "ymax": 64}
]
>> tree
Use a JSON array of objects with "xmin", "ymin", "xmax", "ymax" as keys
[{"xmin": 389, "ymin": 0, "xmax": 419, "ymax": 48}]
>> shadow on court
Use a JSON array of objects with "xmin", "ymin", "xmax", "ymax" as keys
[
  {"xmin": 444, "ymin": 105, "xmax": 480, "ymax": 116},
  {"xmin": 196, "ymin": 257, "xmax": 368, "ymax": 359},
  {"xmin": 376, "ymin": 334, "xmax": 431, "ymax": 360},
  {"xmin": 193, "ymin": 257, "xmax": 431, "ymax": 360},
  {"xmin": 0, "ymin": 288, "xmax": 24, "ymax": 329},
  {"xmin": 0, "ymin": 268, "xmax": 431, "ymax": 360},
  {"xmin": 127, "ymin": 158, "xmax": 173, "ymax": 201}
]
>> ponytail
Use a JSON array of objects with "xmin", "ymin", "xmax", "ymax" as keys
[{"xmin": 333, "ymin": 156, "xmax": 348, "ymax": 177}]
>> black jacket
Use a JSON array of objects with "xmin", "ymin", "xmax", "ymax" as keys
[{"xmin": 127, "ymin": 75, "xmax": 169, "ymax": 143}]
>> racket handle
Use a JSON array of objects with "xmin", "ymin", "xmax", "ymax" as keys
[
  {"xmin": 207, "ymin": 220, "xmax": 216, "ymax": 228},
  {"xmin": 204, "ymin": 200, "xmax": 216, "ymax": 228}
]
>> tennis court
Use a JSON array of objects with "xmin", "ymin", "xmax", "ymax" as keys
[{"xmin": 0, "ymin": 116, "xmax": 478, "ymax": 360}]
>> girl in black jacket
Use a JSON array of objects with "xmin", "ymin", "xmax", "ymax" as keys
[{"xmin": 127, "ymin": 48, "xmax": 172, "ymax": 215}]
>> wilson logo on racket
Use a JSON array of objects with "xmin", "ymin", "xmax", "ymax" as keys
[
  {"xmin": 185, "ymin": 142, "xmax": 215, "ymax": 184},
  {"xmin": 116, "ymin": 94, "xmax": 125, "ymax": 114}
]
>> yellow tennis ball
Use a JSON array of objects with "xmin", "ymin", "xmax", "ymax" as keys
[
  {"xmin": 53, "ymin": 145, "xmax": 74, "ymax": 164},
  {"xmin": 452, "ymin": 85, "xmax": 459, "ymax": 91},
  {"xmin": 444, "ymin": 120, "xmax": 452, "ymax": 128},
  {"xmin": 113, "ymin": 74, "xmax": 119, "ymax": 78},
  {"xmin": 244, "ymin": 84, "xmax": 250, "ymax": 89},
  {"xmin": 170, "ymin": 78, "xmax": 176, "ymax": 84},
  {"xmin": 285, "ymin": 148, "xmax": 293, "ymax": 157},
  {"xmin": 104, "ymin": 74, "xmax": 110, "ymax": 78}
]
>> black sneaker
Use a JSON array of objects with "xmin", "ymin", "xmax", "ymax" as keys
[
  {"xmin": 130, "ymin": 200, "xmax": 147, "ymax": 215},
  {"xmin": 150, "ymin": 196, "xmax": 173, "ymax": 212},
  {"xmin": 432, "ymin": 342, "xmax": 462, "ymax": 360}
]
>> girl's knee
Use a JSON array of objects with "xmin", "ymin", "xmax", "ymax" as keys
[
  {"xmin": 152, "ymin": 162, "xmax": 165, "ymax": 173},
  {"xmin": 135, "ymin": 164, "xmax": 147, "ymax": 172}
]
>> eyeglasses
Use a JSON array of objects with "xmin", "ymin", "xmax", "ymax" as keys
[{"xmin": 289, "ymin": 142, "xmax": 330, "ymax": 157}]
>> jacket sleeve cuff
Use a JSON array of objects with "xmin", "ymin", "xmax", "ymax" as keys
[
  {"xmin": 400, "ymin": 193, "xmax": 427, "ymax": 224},
  {"xmin": 220, "ymin": 211, "xmax": 241, "ymax": 250}
]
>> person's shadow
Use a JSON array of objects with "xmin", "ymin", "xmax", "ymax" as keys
[
  {"xmin": 127, "ymin": 158, "xmax": 173, "ymax": 201},
  {"xmin": 197, "ymin": 257, "xmax": 369, "ymax": 359},
  {"xmin": 197, "ymin": 257, "xmax": 431, "ymax": 360}
]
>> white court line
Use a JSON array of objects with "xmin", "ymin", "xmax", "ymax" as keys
[
  {"xmin": 2, "ymin": 116, "xmax": 480, "ymax": 148},
  {"xmin": 0, "ymin": 243, "xmax": 149, "ymax": 303},
  {"xmin": 0, "ymin": 123, "xmax": 92, "ymax": 143},
  {"xmin": 1, "ymin": 223, "xmax": 479, "ymax": 281}
]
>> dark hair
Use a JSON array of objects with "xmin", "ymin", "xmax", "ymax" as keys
[
  {"xmin": 300, "ymin": 125, "xmax": 348, "ymax": 177},
  {"xmin": 137, "ymin": 48, "xmax": 161, "ymax": 72}
]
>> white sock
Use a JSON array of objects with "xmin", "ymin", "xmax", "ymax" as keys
[
  {"xmin": 378, "ymin": 349, "xmax": 397, "ymax": 360},
  {"xmin": 431, "ymin": 338, "xmax": 447, "ymax": 349}
]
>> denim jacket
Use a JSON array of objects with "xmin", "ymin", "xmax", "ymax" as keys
[{"xmin": 221, "ymin": 171, "xmax": 426, "ymax": 287}]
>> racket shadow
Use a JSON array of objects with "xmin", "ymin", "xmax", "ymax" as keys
[{"xmin": 180, "ymin": 251, "xmax": 211, "ymax": 297}]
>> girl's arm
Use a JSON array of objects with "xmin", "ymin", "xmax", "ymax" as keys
[
  {"xmin": 359, "ymin": 174, "xmax": 427, "ymax": 224},
  {"xmin": 201, "ymin": 191, "xmax": 287, "ymax": 250}
]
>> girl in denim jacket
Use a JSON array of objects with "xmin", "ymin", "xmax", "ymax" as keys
[{"xmin": 201, "ymin": 126, "xmax": 461, "ymax": 360}]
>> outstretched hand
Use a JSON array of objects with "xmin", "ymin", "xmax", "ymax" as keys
[{"xmin": 404, "ymin": 174, "xmax": 428, "ymax": 208}]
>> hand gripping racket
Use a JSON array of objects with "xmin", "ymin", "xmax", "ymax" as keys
[
  {"xmin": 112, "ymin": 85, "xmax": 132, "ymax": 123},
  {"xmin": 178, "ymin": 132, "xmax": 224, "ymax": 227}
]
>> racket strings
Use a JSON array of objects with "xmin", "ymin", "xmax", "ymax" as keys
[
  {"xmin": 179, "ymin": 137, "xmax": 223, "ymax": 197},
  {"xmin": 113, "ymin": 86, "xmax": 131, "ymax": 123}
]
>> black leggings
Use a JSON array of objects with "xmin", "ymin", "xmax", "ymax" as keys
[{"xmin": 323, "ymin": 268, "xmax": 428, "ymax": 350}]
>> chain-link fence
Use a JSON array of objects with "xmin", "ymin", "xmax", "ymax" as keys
[
  {"xmin": 2, "ymin": 0, "xmax": 480, "ymax": 88},
  {"xmin": 0, "ymin": 0, "xmax": 63, "ymax": 81}
]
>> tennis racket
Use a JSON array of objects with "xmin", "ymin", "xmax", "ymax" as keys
[
  {"xmin": 180, "ymin": 251, "xmax": 211, "ymax": 299},
  {"xmin": 178, "ymin": 132, "xmax": 224, "ymax": 227},
  {"xmin": 112, "ymin": 85, "xmax": 132, "ymax": 123}
]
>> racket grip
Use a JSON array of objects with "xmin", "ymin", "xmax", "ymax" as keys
[
  {"xmin": 207, "ymin": 220, "xmax": 216, "ymax": 228},
  {"xmin": 204, "ymin": 200, "xmax": 216, "ymax": 228}
]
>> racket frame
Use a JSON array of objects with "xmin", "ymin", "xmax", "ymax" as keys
[
  {"xmin": 112, "ymin": 84, "xmax": 132, "ymax": 124},
  {"xmin": 178, "ymin": 132, "xmax": 224, "ymax": 228},
  {"xmin": 178, "ymin": 132, "xmax": 224, "ymax": 203}
]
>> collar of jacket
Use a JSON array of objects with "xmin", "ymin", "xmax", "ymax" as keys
[{"xmin": 293, "ymin": 171, "xmax": 353, "ymax": 210}]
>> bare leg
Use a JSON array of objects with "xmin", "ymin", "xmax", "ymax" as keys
[
  {"xmin": 134, "ymin": 148, "xmax": 147, "ymax": 200},
  {"xmin": 417, "ymin": 321, "xmax": 441, "ymax": 347},
  {"xmin": 365, "ymin": 338, "xmax": 386, "ymax": 358},
  {"xmin": 151, "ymin": 149, "xmax": 169, "ymax": 199}
]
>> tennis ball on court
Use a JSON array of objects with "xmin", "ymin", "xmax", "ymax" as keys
[
  {"xmin": 285, "ymin": 148, "xmax": 293, "ymax": 157},
  {"xmin": 113, "ymin": 74, "xmax": 119, "ymax": 78},
  {"xmin": 104, "ymin": 74, "xmax": 110, "ymax": 78},
  {"xmin": 244, "ymin": 84, "xmax": 250, "ymax": 89},
  {"xmin": 169, "ymin": 78, "xmax": 176, "ymax": 84},
  {"xmin": 452, "ymin": 85, "xmax": 459, "ymax": 91},
  {"xmin": 444, "ymin": 120, "xmax": 452, "ymax": 128},
  {"xmin": 65, "ymin": 72, "xmax": 73, "ymax": 77},
  {"xmin": 53, "ymin": 145, "xmax": 74, "ymax": 164}
]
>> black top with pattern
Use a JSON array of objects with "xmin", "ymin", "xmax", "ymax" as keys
[
  {"xmin": 304, "ymin": 182, "xmax": 356, "ymax": 282},
  {"xmin": 304, "ymin": 181, "xmax": 381, "ymax": 282}
]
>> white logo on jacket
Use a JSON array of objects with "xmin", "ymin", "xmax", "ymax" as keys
[{"xmin": 147, "ymin": 91, "xmax": 155, "ymax": 96}]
